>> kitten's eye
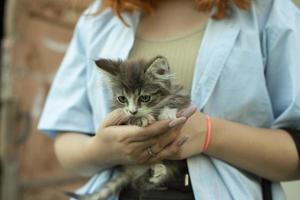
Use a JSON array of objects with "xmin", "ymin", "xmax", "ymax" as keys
[
  {"xmin": 139, "ymin": 95, "xmax": 151, "ymax": 103},
  {"xmin": 117, "ymin": 96, "xmax": 127, "ymax": 104}
]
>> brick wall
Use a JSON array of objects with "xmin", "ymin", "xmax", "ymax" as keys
[{"xmin": 3, "ymin": 1, "xmax": 91, "ymax": 199}]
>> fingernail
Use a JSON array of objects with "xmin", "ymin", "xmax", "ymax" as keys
[
  {"xmin": 178, "ymin": 105, "xmax": 197, "ymax": 118},
  {"xmin": 176, "ymin": 136, "xmax": 188, "ymax": 146},
  {"xmin": 168, "ymin": 117, "xmax": 187, "ymax": 127}
]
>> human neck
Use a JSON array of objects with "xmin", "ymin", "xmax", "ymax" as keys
[{"xmin": 137, "ymin": 0, "xmax": 209, "ymax": 41}]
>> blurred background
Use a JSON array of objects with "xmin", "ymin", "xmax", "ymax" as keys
[{"xmin": 0, "ymin": 0, "xmax": 300, "ymax": 200}]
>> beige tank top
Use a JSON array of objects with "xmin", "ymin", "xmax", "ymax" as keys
[{"xmin": 128, "ymin": 27, "xmax": 205, "ymax": 93}]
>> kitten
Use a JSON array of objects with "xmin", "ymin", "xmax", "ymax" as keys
[{"xmin": 66, "ymin": 56, "xmax": 190, "ymax": 200}]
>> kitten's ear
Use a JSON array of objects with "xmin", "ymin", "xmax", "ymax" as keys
[
  {"xmin": 95, "ymin": 59, "xmax": 120, "ymax": 76},
  {"xmin": 146, "ymin": 56, "xmax": 170, "ymax": 76}
]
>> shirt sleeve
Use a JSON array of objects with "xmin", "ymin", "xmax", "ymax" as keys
[
  {"xmin": 264, "ymin": 4, "xmax": 300, "ymax": 157},
  {"xmin": 37, "ymin": 15, "xmax": 94, "ymax": 137},
  {"xmin": 264, "ymin": 6, "xmax": 300, "ymax": 130}
]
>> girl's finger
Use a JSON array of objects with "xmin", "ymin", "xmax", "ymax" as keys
[
  {"xmin": 176, "ymin": 104, "xmax": 197, "ymax": 118},
  {"xmin": 136, "ymin": 149, "xmax": 153, "ymax": 164},
  {"xmin": 135, "ymin": 127, "xmax": 176, "ymax": 149},
  {"xmin": 152, "ymin": 130, "xmax": 178, "ymax": 153},
  {"xmin": 149, "ymin": 136, "xmax": 188, "ymax": 162},
  {"xmin": 101, "ymin": 109, "xmax": 129, "ymax": 127},
  {"xmin": 136, "ymin": 117, "xmax": 187, "ymax": 140},
  {"xmin": 124, "ymin": 120, "xmax": 171, "ymax": 142},
  {"xmin": 116, "ymin": 116, "xmax": 186, "ymax": 144},
  {"xmin": 149, "ymin": 144, "xmax": 181, "ymax": 162}
]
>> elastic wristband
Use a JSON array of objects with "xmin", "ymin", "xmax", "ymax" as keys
[{"xmin": 202, "ymin": 115, "xmax": 212, "ymax": 152}]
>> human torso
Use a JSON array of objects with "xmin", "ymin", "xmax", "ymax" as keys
[
  {"xmin": 79, "ymin": 1, "xmax": 287, "ymax": 199},
  {"xmin": 129, "ymin": 0, "xmax": 209, "ymax": 92}
]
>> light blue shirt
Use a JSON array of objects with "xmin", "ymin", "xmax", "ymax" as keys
[{"xmin": 38, "ymin": 0, "xmax": 300, "ymax": 199}]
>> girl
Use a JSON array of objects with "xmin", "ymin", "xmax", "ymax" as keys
[{"xmin": 39, "ymin": 0, "xmax": 300, "ymax": 199}]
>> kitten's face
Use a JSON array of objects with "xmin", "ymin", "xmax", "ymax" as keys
[
  {"xmin": 95, "ymin": 56, "xmax": 172, "ymax": 118},
  {"xmin": 113, "ymin": 85, "xmax": 161, "ymax": 117}
]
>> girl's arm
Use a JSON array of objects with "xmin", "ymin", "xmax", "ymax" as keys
[
  {"xmin": 53, "ymin": 109, "xmax": 185, "ymax": 177},
  {"xmin": 154, "ymin": 112, "xmax": 300, "ymax": 181},
  {"xmin": 208, "ymin": 116, "xmax": 300, "ymax": 181},
  {"xmin": 54, "ymin": 132, "xmax": 106, "ymax": 177}
]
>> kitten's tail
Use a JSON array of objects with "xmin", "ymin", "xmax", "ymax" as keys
[{"xmin": 64, "ymin": 173, "xmax": 132, "ymax": 200}]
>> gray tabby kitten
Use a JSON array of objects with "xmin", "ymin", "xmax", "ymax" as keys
[{"xmin": 66, "ymin": 56, "xmax": 190, "ymax": 200}]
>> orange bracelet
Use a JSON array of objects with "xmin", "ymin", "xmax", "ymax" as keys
[{"xmin": 202, "ymin": 115, "xmax": 212, "ymax": 152}]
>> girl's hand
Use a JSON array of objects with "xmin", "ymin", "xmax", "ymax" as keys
[
  {"xmin": 87, "ymin": 109, "xmax": 187, "ymax": 166},
  {"xmin": 150, "ymin": 109, "xmax": 207, "ymax": 162}
]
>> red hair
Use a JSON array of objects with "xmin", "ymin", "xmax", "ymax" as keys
[{"xmin": 102, "ymin": 0, "xmax": 250, "ymax": 22}]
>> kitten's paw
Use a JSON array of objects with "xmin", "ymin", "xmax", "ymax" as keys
[
  {"xmin": 149, "ymin": 164, "xmax": 168, "ymax": 184},
  {"xmin": 137, "ymin": 117, "xmax": 150, "ymax": 127},
  {"xmin": 158, "ymin": 107, "xmax": 178, "ymax": 120},
  {"xmin": 128, "ymin": 116, "xmax": 155, "ymax": 127}
]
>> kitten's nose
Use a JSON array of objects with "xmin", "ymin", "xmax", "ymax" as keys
[{"xmin": 129, "ymin": 110, "xmax": 137, "ymax": 115}]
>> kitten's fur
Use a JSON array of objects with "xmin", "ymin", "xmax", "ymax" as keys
[{"xmin": 66, "ymin": 56, "xmax": 190, "ymax": 200}]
